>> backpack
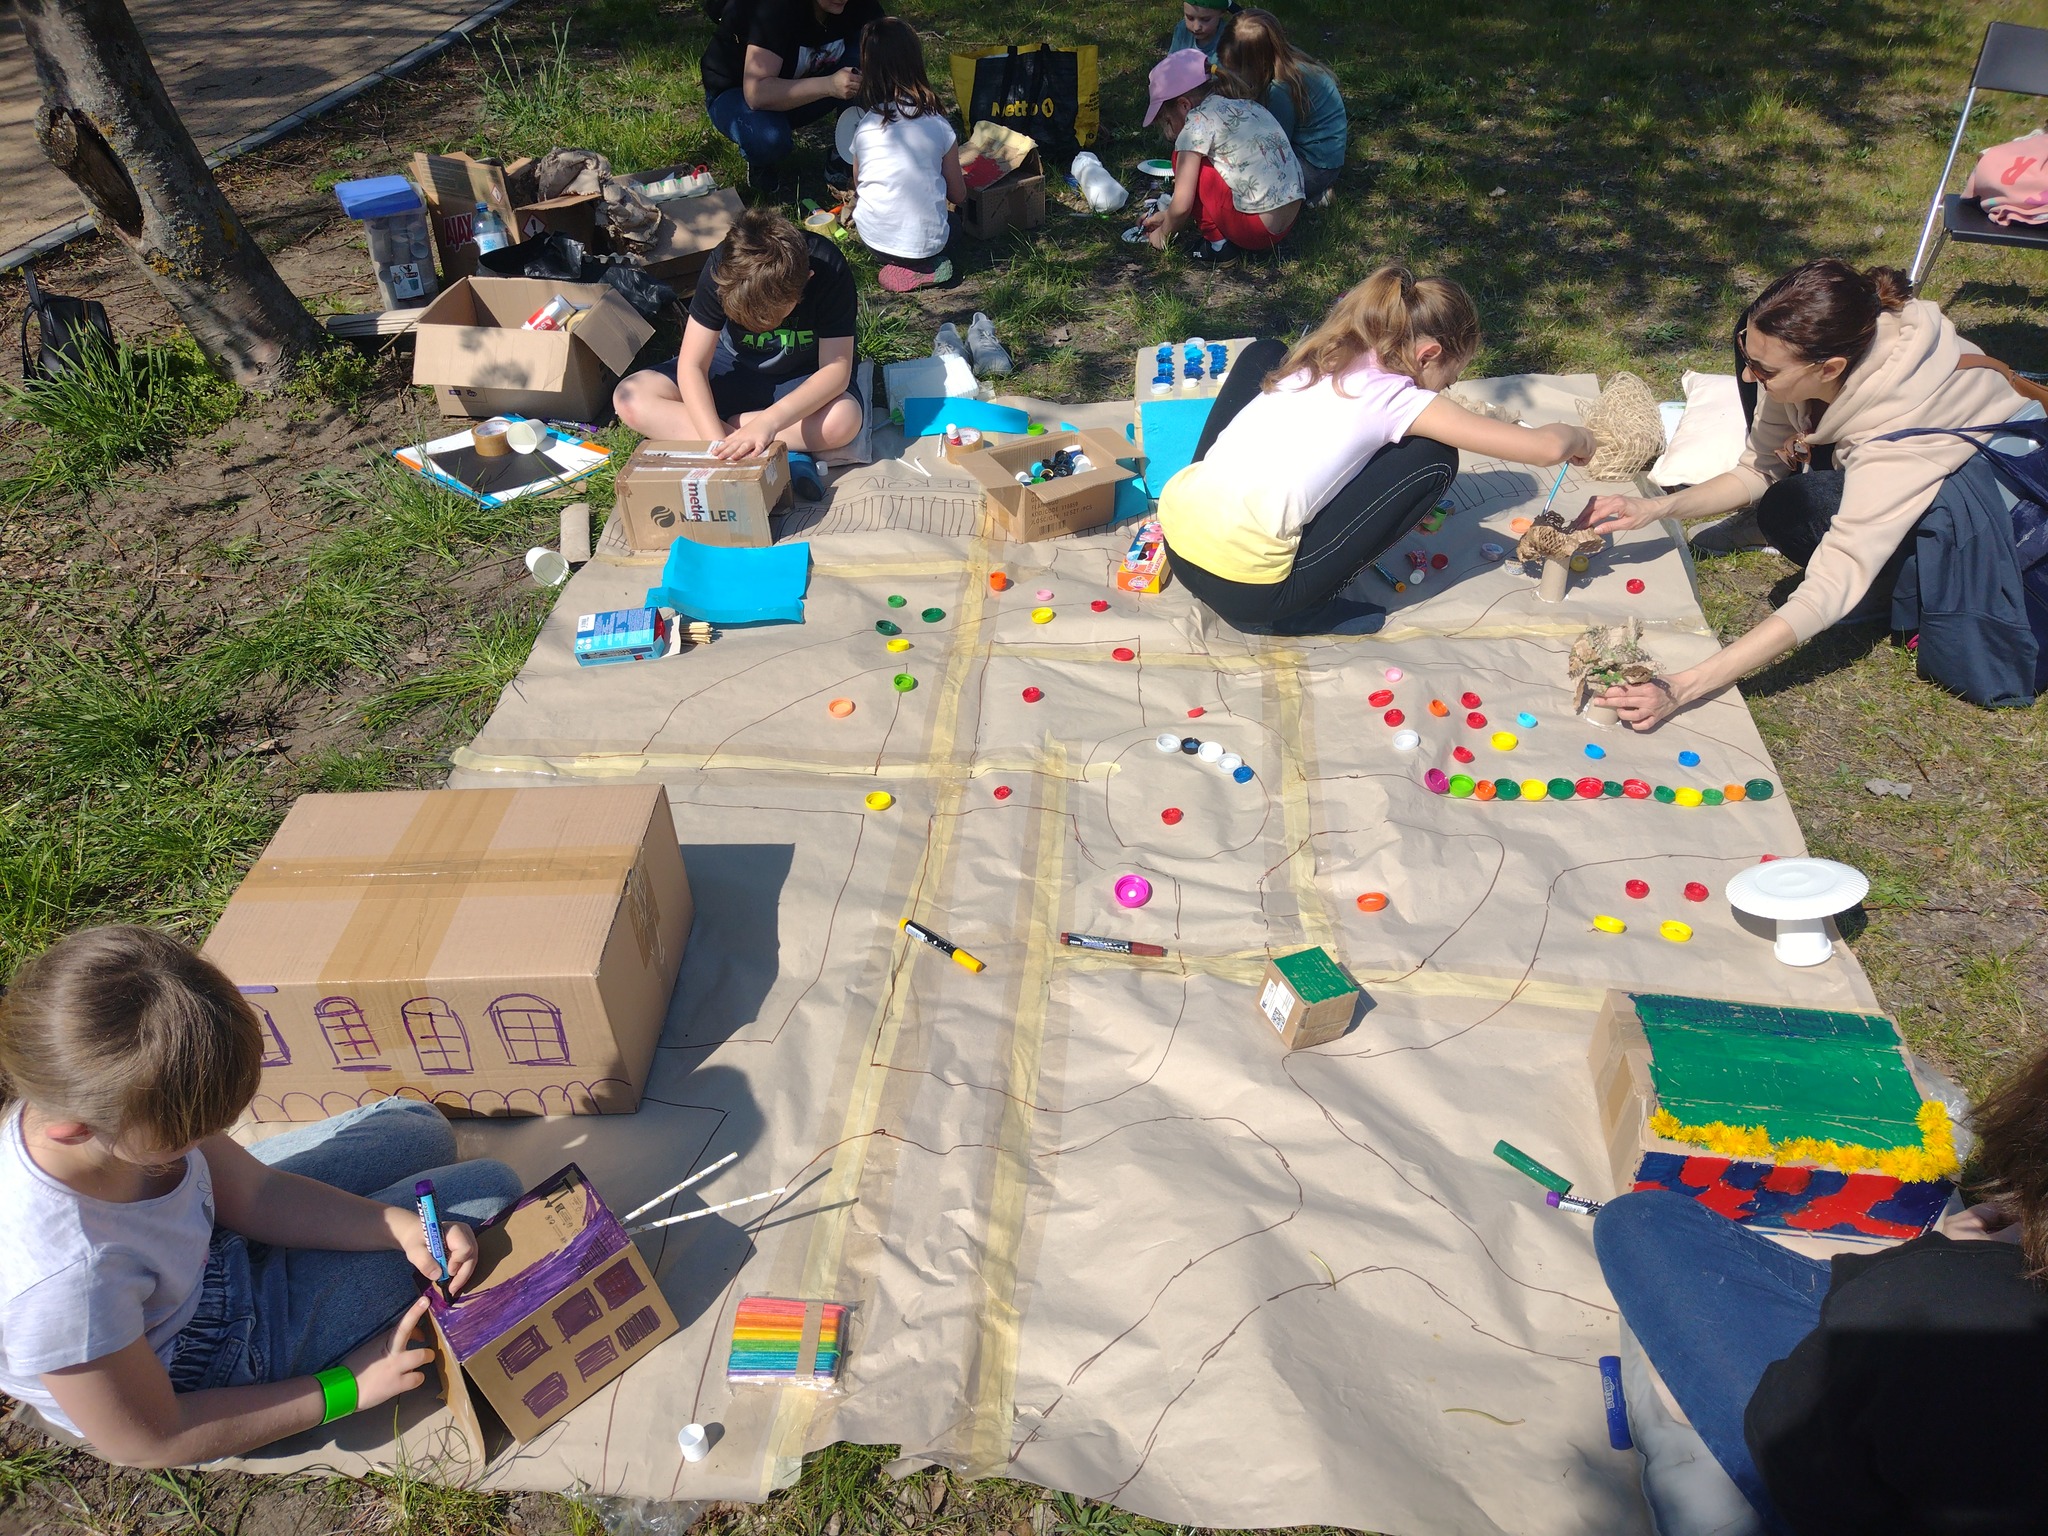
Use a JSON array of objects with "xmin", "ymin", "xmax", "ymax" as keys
[{"xmin": 17, "ymin": 264, "xmax": 115, "ymax": 382}]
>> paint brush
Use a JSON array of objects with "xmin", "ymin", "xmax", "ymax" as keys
[
  {"xmin": 621, "ymin": 1150, "xmax": 739, "ymax": 1224},
  {"xmin": 625, "ymin": 1185, "xmax": 788, "ymax": 1235},
  {"xmin": 1539, "ymin": 464, "xmax": 1569, "ymax": 518}
]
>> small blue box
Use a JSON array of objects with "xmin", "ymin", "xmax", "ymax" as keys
[
  {"xmin": 575, "ymin": 607, "xmax": 668, "ymax": 666},
  {"xmin": 334, "ymin": 175, "xmax": 425, "ymax": 221}
]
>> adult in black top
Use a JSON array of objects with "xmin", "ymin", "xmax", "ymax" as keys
[
  {"xmin": 1595, "ymin": 1040, "xmax": 2048, "ymax": 1536},
  {"xmin": 613, "ymin": 210, "xmax": 861, "ymax": 470},
  {"xmin": 701, "ymin": 0, "xmax": 886, "ymax": 176}
]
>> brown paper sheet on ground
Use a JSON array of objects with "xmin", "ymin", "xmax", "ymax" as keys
[{"xmin": 222, "ymin": 377, "xmax": 1893, "ymax": 1536}]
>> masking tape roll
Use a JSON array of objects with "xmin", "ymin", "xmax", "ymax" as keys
[{"xmin": 472, "ymin": 418, "xmax": 512, "ymax": 457}]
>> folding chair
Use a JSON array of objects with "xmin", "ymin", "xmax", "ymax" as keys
[{"xmin": 1910, "ymin": 20, "xmax": 2048, "ymax": 295}]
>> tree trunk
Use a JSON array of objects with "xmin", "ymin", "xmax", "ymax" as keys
[{"xmin": 15, "ymin": 0, "xmax": 321, "ymax": 388}]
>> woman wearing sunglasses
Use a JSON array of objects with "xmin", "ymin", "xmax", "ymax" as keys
[{"xmin": 1578, "ymin": 258, "xmax": 2043, "ymax": 728}]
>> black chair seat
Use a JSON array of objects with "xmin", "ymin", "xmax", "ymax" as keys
[{"xmin": 1943, "ymin": 192, "xmax": 2048, "ymax": 249}]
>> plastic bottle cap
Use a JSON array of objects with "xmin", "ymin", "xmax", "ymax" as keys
[
  {"xmin": 1675, "ymin": 787, "xmax": 1704, "ymax": 807},
  {"xmin": 1574, "ymin": 776, "xmax": 1602, "ymax": 798},
  {"xmin": 1232, "ymin": 765, "xmax": 1254, "ymax": 784},
  {"xmin": 1198, "ymin": 741, "xmax": 1224, "ymax": 762},
  {"xmin": 1745, "ymin": 778, "xmax": 1775, "ymax": 800},
  {"xmin": 1684, "ymin": 881, "xmax": 1709, "ymax": 902},
  {"xmin": 1509, "ymin": 517, "xmax": 1532, "ymax": 533},
  {"xmin": 1160, "ymin": 807, "xmax": 1184, "ymax": 824},
  {"xmin": 1448, "ymin": 773, "xmax": 1475, "ymax": 797},
  {"xmin": 1660, "ymin": 920, "xmax": 1693, "ymax": 943},
  {"xmin": 1036, "ymin": 589, "xmax": 1055, "ymax": 600},
  {"xmin": 1678, "ymin": 750, "xmax": 1701, "ymax": 767},
  {"xmin": 1027, "ymin": 423, "xmax": 1047, "ymax": 436},
  {"xmin": 1623, "ymin": 779, "xmax": 1651, "ymax": 799},
  {"xmin": 990, "ymin": 572, "xmax": 1010, "ymax": 591},
  {"xmin": 1187, "ymin": 706, "xmax": 1205, "ymax": 717},
  {"xmin": 1356, "ymin": 892, "xmax": 1389, "ymax": 912},
  {"xmin": 1702, "ymin": 788, "xmax": 1725, "ymax": 806},
  {"xmin": 1653, "ymin": 785, "xmax": 1676, "ymax": 803},
  {"xmin": 886, "ymin": 637, "xmax": 910, "ymax": 652},
  {"xmin": 1428, "ymin": 699, "xmax": 1449, "ymax": 717},
  {"xmin": 1384, "ymin": 667, "xmax": 1404, "ymax": 681},
  {"xmin": 828, "ymin": 698, "xmax": 855, "ymax": 717},
  {"xmin": 1593, "ymin": 914, "xmax": 1626, "ymax": 934},
  {"xmin": 1518, "ymin": 778, "xmax": 1546, "ymax": 800},
  {"xmin": 922, "ymin": 607, "xmax": 946, "ymax": 623},
  {"xmin": 1569, "ymin": 555, "xmax": 1590, "ymax": 573},
  {"xmin": 1496, "ymin": 778, "xmax": 1522, "ymax": 800},
  {"xmin": 1369, "ymin": 689, "xmax": 1395, "ymax": 707},
  {"xmin": 1114, "ymin": 874, "xmax": 1153, "ymax": 908},
  {"xmin": 1424, "ymin": 768, "xmax": 1449, "ymax": 793},
  {"xmin": 1392, "ymin": 729, "xmax": 1421, "ymax": 751},
  {"xmin": 865, "ymin": 791, "xmax": 894, "ymax": 810},
  {"xmin": 1431, "ymin": 552, "xmax": 1449, "ymax": 570},
  {"xmin": 1545, "ymin": 777, "xmax": 1574, "ymax": 800},
  {"xmin": 1031, "ymin": 607, "xmax": 1055, "ymax": 624},
  {"xmin": 1625, "ymin": 879, "xmax": 1649, "ymax": 899},
  {"xmin": 1113, "ymin": 647, "xmax": 1136, "ymax": 662},
  {"xmin": 1491, "ymin": 732, "xmax": 1518, "ymax": 751},
  {"xmin": 1602, "ymin": 780, "xmax": 1624, "ymax": 797},
  {"xmin": 1091, "ymin": 599, "xmax": 1110, "ymax": 612},
  {"xmin": 887, "ymin": 595, "xmax": 907, "ymax": 608},
  {"xmin": 1584, "ymin": 742, "xmax": 1606, "ymax": 759},
  {"xmin": 1626, "ymin": 578, "xmax": 1646, "ymax": 594},
  {"xmin": 1467, "ymin": 712, "xmax": 1488, "ymax": 729},
  {"xmin": 1181, "ymin": 737, "xmax": 1200, "ymax": 753},
  {"xmin": 1022, "ymin": 686, "xmax": 1044, "ymax": 703},
  {"xmin": 1516, "ymin": 712, "xmax": 1539, "ymax": 728},
  {"xmin": 1452, "ymin": 746, "xmax": 1475, "ymax": 763},
  {"xmin": 876, "ymin": 620, "xmax": 901, "ymax": 635},
  {"xmin": 1155, "ymin": 732, "xmax": 1181, "ymax": 752},
  {"xmin": 1384, "ymin": 708, "xmax": 1405, "ymax": 727},
  {"xmin": 893, "ymin": 674, "xmax": 917, "ymax": 691},
  {"xmin": 1461, "ymin": 692, "xmax": 1482, "ymax": 708},
  {"xmin": 994, "ymin": 785, "xmax": 1012, "ymax": 800},
  {"xmin": 1218, "ymin": 752, "xmax": 1243, "ymax": 771},
  {"xmin": 1723, "ymin": 783, "xmax": 1747, "ymax": 801},
  {"xmin": 1480, "ymin": 542, "xmax": 1506, "ymax": 562}
]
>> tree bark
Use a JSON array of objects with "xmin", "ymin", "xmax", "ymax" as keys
[{"xmin": 15, "ymin": 0, "xmax": 321, "ymax": 388}]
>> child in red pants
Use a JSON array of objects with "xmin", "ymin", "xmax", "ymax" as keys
[{"xmin": 1140, "ymin": 48, "xmax": 1303, "ymax": 263}]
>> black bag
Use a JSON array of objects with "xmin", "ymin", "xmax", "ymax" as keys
[
  {"xmin": 18, "ymin": 264, "xmax": 114, "ymax": 381},
  {"xmin": 955, "ymin": 44, "xmax": 1099, "ymax": 157},
  {"xmin": 477, "ymin": 233, "xmax": 677, "ymax": 322}
]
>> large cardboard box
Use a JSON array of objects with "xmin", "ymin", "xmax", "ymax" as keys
[
  {"xmin": 1254, "ymin": 948, "xmax": 1361, "ymax": 1050},
  {"xmin": 959, "ymin": 428, "xmax": 1136, "ymax": 542},
  {"xmin": 613, "ymin": 439, "xmax": 792, "ymax": 550},
  {"xmin": 1130, "ymin": 336, "xmax": 1257, "ymax": 450},
  {"xmin": 962, "ymin": 147, "xmax": 1045, "ymax": 241},
  {"xmin": 428, "ymin": 1164, "xmax": 678, "ymax": 1444},
  {"xmin": 203, "ymin": 785, "xmax": 693, "ymax": 1122},
  {"xmin": 413, "ymin": 152, "xmax": 602, "ymax": 281},
  {"xmin": 615, "ymin": 181, "xmax": 743, "ymax": 284},
  {"xmin": 411, "ymin": 277, "xmax": 654, "ymax": 422}
]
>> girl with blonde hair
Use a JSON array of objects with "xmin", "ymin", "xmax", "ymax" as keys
[{"xmin": 1157, "ymin": 265, "xmax": 1595, "ymax": 633}]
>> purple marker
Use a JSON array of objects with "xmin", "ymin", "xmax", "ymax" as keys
[
  {"xmin": 416, "ymin": 1178, "xmax": 452, "ymax": 1299},
  {"xmin": 1546, "ymin": 1190, "xmax": 1603, "ymax": 1216},
  {"xmin": 1599, "ymin": 1355, "xmax": 1632, "ymax": 1449}
]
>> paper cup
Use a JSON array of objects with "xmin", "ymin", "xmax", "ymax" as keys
[
  {"xmin": 525, "ymin": 547, "xmax": 571, "ymax": 587},
  {"xmin": 504, "ymin": 419, "xmax": 547, "ymax": 454},
  {"xmin": 678, "ymin": 1423, "xmax": 709, "ymax": 1462}
]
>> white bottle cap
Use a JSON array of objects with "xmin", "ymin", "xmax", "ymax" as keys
[
  {"xmin": 1218, "ymin": 752, "xmax": 1244, "ymax": 772},
  {"xmin": 678, "ymin": 1423, "xmax": 709, "ymax": 1462},
  {"xmin": 1197, "ymin": 741, "xmax": 1224, "ymax": 762},
  {"xmin": 1155, "ymin": 732, "xmax": 1182, "ymax": 753}
]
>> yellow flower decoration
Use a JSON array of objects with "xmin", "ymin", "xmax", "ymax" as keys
[{"xmin": 1649, "ymin": 1099, "xmax": 1958, "ymax": 1180}]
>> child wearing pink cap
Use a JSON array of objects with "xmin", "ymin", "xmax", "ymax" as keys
[{"xmin": 1139, "ymin": 48, "xmax": 1302, "ymax": 262}]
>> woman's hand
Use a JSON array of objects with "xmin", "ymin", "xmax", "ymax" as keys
[
  {"xmin": 1598, "ymin": 672, "xmax": 1690, "ymax": 731},
  {"xmin": 1577, "ymin": 494, "xmax": 1663, "ymax": 535},
  {"xmin": 341, "ymin": 1296, "xmax": 438, "ymax": 1414},
  {"xmin": 1945, "ymin": 1202, "xmax": 2024, "ymax": 1243}
]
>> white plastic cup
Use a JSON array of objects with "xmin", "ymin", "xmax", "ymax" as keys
[
  {"xmin": 678, "ymin": 1423, "xmax": 709, "ymax": 1462},
  {"xmin": 525, "ymin": 547, "xmax": 571, "ymax": 587}
]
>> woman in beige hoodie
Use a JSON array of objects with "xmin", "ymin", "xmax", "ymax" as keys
[{"xmin": 1579, "ymin": 259, "xmax": 2037, "ymax": 728}]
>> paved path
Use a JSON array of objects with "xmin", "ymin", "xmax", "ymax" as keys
[{"xmin": 2, "ymin": 0, "xmax": 508, "ymax": 260}]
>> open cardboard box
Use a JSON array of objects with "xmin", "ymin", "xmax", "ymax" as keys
[
  {"xmin": 413, "ymin": 152, "xmax": 602, "ymax": 281},
  {"xmin": 962, "ymin": 146, "xmax": 1045, "ymax": 241},
  {"xmin": 613, "ymin": 439, "xmax": 792, "ymax": 550},
  {"xmin": 411, "ymin": 277, "xmax": 653, "ymax": 422},
  {"xmin": 615, "ymin": 180, "xmax": 743, "ymax": 283},
  {"xmin": 959, "ymin": 428, "xmax": 1136, "ymax": 542},
  {"xmin": 202, "ymin": 785, "xmax": 692, "ymax": 1122}
]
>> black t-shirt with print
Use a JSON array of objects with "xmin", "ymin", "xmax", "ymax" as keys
[
  {"xmin": 687, "ymin": 231, "xmax": 858, "ymax": 383},
  {"xmin": 700, "ymin": 0, "xmax": 886, "ymax": 101}
]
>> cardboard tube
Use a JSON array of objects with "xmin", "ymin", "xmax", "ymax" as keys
[{"xmin": 1538, "ymin": 558, "xmax": 1569, "ymax": 602}]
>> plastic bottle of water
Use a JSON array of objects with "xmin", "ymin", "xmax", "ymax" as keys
[
  {"xmin": 472, "ymin": 202, "xmax": 511, "ymax": 254},
  {"xmin": 1070, "ymin": 152, "xmax": 1129, "ymax": 214}
]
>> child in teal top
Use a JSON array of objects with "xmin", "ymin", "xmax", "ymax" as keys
[
  {"xmin": 1219, "ymin": 9, "xmax": 1346, "ymax": 203},
  {"xmin": 1169, "ymin": 0, "xmax": 1233, "ymax": 59}
]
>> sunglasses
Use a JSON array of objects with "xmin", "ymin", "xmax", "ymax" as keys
[{"xmin": 1736, "ymin": 330, "xmax": 1818, "ymax": 385}]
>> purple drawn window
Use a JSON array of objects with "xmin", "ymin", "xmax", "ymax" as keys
[
  {"xmin": 573, "ymin": 1336, "xmax": 618, "ymax": 1380},
  {"xmin": 402, "ymin": 997, "xmax": 473, "ymax": 1076},
  {"xmin": 614, "ymin": 1306, "xmax": 661, "ymax": 1351},
  {"xmin": 315, "ymin": 997, "xmax": 387, "ymax": 1071},
  {"xmin": 489, "ymin": 993, "xmax": 570, "ymax": 1067},
  {"xmin": 594, "ymin": 1258, "xmax": 645, "ymax": 1310},
  {"xmin": 522, "ymin": 1373, "xmax": 569, "ymax": 1418},
  {"xmin": 496, "ymin": 1326, "xmax": 548, "ymax": 1377},
  {"xmin": 552, "ymin": 1288, "xmax": 603, "ymax": 1341}
]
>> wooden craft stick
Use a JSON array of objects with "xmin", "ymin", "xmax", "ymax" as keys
[
  {"xmin": 620, "ymin": 1150, "xmax": 739, "ymax": 1224},
  {"xmin": 625, "ymin": 1185, "xmax": 787, "ymax": 1235}
]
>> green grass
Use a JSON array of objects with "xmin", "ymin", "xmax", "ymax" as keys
[{"xmin": 365, "ymin": 598, "xmax": 551, "ymax": 732}]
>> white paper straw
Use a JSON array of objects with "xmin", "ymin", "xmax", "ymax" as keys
[
  {"xmin": 620, "ymin": 1150, "xmax": 738, "ymax": 1224},
  {"xmin": 625, "ymin": 1185, "xmax": 786, "ymax": 1235}
]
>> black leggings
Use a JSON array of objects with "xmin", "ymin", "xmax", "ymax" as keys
[{"xmin": 1164, "ymin": 339, "xmax": 1459, "ymax": 633}]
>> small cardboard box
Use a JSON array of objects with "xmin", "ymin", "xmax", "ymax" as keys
[
  {"xmin": 617, "ymin": 182, "xmax": 743, "ymax": 283},
  {"xmin": 613, "ymin": 440, "xmax": 792, "ymax": 550},
  {"xmin": 428, "ymin": 1164, "xmax": 678, "ymax": 1444},
  {"xmin": 203, "ymin": 785, "xmax": 693, "ymax": 1122},
  {"xmin": 1255, "ymin": 948, "xmax": 1361, "ymax": 1050},
  {"xmin": 959, "ymin": 428, "xmax": 1136, "ymax": 542},
  {"xmin": 413, "ymin": 152, "xmax": 602, "ymax": 281},
  {"xmin": 411, "ymin": 277, "xmax": 653, "ymax": 422},
  {"xmin": 963, "ymin": 147, "xmax": 1045, "ymax": 241}
]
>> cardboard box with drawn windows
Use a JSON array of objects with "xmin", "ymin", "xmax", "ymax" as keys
[{"xmin": 202, "ymin": 784, "xmax": 693, "ymax": 1121}]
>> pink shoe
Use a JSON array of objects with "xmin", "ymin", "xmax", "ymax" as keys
[{"xmin": 878, "ymin": 259, "xmax": 951, "ymax": 293}]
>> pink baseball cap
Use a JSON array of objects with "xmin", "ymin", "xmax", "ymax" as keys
[{"xmin": 1143, "ymin": 49, "xmax": 1210, "ymax": 127}]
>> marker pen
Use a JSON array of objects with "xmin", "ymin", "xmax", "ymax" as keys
[
  {"xmin": 1545, "ymin": 1190, "xmax": 1603, "ymax": 1216},
  {"xmin": 1060, "ymin": 931, "xmax": 1168, "ymax": 958},
  {"xmin": 416, "ymin": 1178, "xmax": 452, "ymax": 1300},
  {"xmin": 900, "ymin": 918, "xmax": 985, "ymax": 972}
]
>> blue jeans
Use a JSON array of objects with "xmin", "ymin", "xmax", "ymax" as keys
[
  {"xmin": 1594, "ymin": 1191, "xmax": 1828, "ymax": 1535},
  {"xmin": 167, "ymin": 1099, "xmax": 523, "ymax": 1390},
  {"xmin": 707, "ymin": 89, "xmax": 834, "ymax": 167}
]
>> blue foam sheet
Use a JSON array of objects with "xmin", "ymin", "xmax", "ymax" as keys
[
  {"xmin": 1137, "ymin": 397, "xmax": 1217, "ymax": 497},
  {"xmin": 646, "ymin": 539, "xmax": 812, "ymax": 626},
  {"xmin": 900, "ymin": 396, "xmax": 1033, "ymax": 439}
]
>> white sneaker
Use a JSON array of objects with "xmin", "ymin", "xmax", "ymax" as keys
[
  {"xmin": 966, "ymin": 312, "xmax": 1012, "ymax": 377},
  {"xmin": 1688, "ymin": 506, "xmax": 1772, "ymax": 556},
  {"xmin": 932, "ymin": 322, "xmax": 970, "ymax": 364}
]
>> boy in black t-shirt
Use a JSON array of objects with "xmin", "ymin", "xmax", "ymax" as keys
[
  {"xmin": 701, "ymin": 0, "xmax": 886, "ymax": 181},
  {"xmin": 614, "ymin": 208, "xmax": 861, "ymax": 494}
]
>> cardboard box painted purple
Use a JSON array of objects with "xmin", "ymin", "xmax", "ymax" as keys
[
  {"xmin": 203, "ymin": 785, "xmax": 692, "ymax": 1121},
  {"xmin": 428, "ymin": 1164, "xmax": 678, "ymax": 1443}
]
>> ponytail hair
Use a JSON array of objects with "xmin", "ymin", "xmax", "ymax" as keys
[
  {"xmin": 1267, "ymin": 263, "xmax": 1481, "ymax": 393},
  {"xmin": 1744, "ymin": 259, "xmax": 1911, "ymax": 375}
]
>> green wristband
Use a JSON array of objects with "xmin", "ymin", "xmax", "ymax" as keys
[{"xmin": 315, "ymin": 1365, "xmax": 358, "ymax": 1424}]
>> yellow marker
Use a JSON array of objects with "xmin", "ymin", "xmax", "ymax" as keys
[
  {"xmin": 900, "ymin": 918, "xmax": 985, "ymax": 972},
  {"xmin": 1674, "ymin": 786, "xmax": 1703, "ymax": 807},
  {"xmin": 1660, "ymin": 919, "xmax": 1693, "ymax": 943},
  {"xmin": 865, "ymin": 791, "xmax": 894, "ymax": 811},
  {"xmin": 886, "ymin": 637, "xmax": 911, "ymax": 652},
  {"xmin": 1592, "ymin": 914, "xmax": 1626, "ymax": 934},
  {"xmin": 1491, "ymin": 732, "xmax": 1518, "ymax": 751},
  {"xmin": 1520, "ymin": 778, "xmax": 1548, "ymax": 800}
]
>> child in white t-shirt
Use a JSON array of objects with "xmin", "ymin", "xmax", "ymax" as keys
[
  {"xmin": 848, "ymin": 17, "xmax": 966, "ymax": 293},
  {"xmin": 0, "ymin": 926, "xmax": 522, "ymax": 1465},
  {"xmin": 1158, "ymin": 265, "xmax": 1598, "ymax": 633}
]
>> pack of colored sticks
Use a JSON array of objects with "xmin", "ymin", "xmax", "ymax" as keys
[{"xmin": 727, "ymin": 1296, "xmax": 852, "ymax": 1390}]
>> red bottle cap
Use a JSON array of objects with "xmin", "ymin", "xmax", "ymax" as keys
[
  {"xmin": 1022, "ymin": 686, "xmax": 1043, "ymax": 703},
  {"xmin": 1684, "ymin": 881, "xmax": 1709, "ymax": 901},
  {"xmin": 1090, "ymin": 599, "xmax": 1109, "ymax": 611},
  {"xmin": 1112, "ymin": 647, "xmax": 1136, "ymax": 662},
  {"xmin": 1384, "ymin": 708, "xmax": 1405, "ymax": 727},
  {"xmin": 1626, "ymin": 578, "xmax": 1645, "ymax": 595},
  {"xmin": 1461, "ymin": 692, "xmax": 1482, "ymax": 709},
  {"xmin": 1452, "ymin": 745, "xmax": 1475, "ymax": 763},
  {"xmin": 1466, "ymin": 712, "xmax": 1487, "ymax": 729},
  {"xmin": 1625, "ymin": 878, "xmax": 1650, "ymax": 899},
  {"xmin": 1369, "ymin": 689, "xmax": 1394, "ymax": 707},
  {"xmin": 993, "ymin": 785, "xmax": 1012, "ymax": 800},
  {"xmin": 1160, "ymin": 807, "xmax": 1183, "ymax": 825}
]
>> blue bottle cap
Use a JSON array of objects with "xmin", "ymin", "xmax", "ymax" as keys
[
  {"xmin": 1232, "ymin": 764, "xmax": 1255, "ymax": 784},
  {"xmin": 1584, "ymin": 742, "xmax": 1606, "ymax": 759},
  {"xmin": 1678, "ymin": 749, "xmax": 1701, "ymax": 767}
]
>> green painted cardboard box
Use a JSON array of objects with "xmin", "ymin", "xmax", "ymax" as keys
[{"xmin": 1255, "ymin": 947, "xmax": 1360, "ymax": 1050}]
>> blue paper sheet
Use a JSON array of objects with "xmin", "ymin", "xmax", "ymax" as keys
[
  {"xmin": 900, "ymin": 396, "xmax": 1033, "ymax": 439},
  {"xmin": 1136, "ymin": 397, "xmax": 1217, "ymax": 498},
  {"xmin": 646, "ymin": 539, "xmax": 812, "ymax": 626}
]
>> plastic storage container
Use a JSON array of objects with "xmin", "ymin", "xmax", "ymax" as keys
[{"xmin": 334, "ymin": 175, "xmax": 439, "ymax": 310}]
